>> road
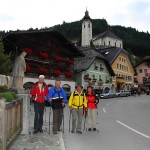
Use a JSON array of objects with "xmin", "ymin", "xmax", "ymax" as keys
[{"xmin": 62, "ymin": 95, "xmax": 150, "ymax": 150}]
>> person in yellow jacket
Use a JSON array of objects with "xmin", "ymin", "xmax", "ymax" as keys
[{"xmin": 68, "ymin": 85, "xmax": 87, "ymax": 134}]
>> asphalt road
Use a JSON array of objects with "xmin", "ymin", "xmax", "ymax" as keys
[{"xmin": 62, "ymin": 95, "xmax": 150, "ymax": 150}]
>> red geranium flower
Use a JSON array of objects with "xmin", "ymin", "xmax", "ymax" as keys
[
  {"xmin": 55, "ymin": 56, "xmax": 62, "ymax": 61},
  {"xmin": 26, "ymin": 65, "xmax": 31, "ymax": 72},
  {"xmin": 40, "ymin": 52, "xmax": 49, "ymax": 59},
  {"xmin": 67, "ymin": 58, "xmax": 74, "ymax": 64},
  {"xmin": 53, "ymin": 69, "xmax": 62, "ymax": 76},
  {"xmin": 39, "ymin": 68, "xmax": 48, "ymax": 74},
  {"xmin": 66, "ymin": 71, "xmax": 73, "ymax": 78},
  {"xmin": 22, "ymin": 48, "xmax": 32, "ymax": 55}
]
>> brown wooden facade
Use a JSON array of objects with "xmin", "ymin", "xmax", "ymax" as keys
[{"xmin": 3, "ymin": 30, "xmax": 84, "ymax": 81}]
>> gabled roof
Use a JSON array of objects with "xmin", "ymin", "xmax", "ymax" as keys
[
  {"xmin": 74, "ymin": 47, "xmax": 115, "ymax": 76},
  {"xmin": 134, "ymin": 56, "xmax": 150, "ymax": 68},
  {"xmin": 93, "ymin": 30, "xmax": 122, "ymax": 41},
  {"xmin": 96, "ymin": 47, "xmax": 128, "ymax": 65},
  {"xmin": 3, "ymin": 30, "xmax": 84, "ymax": 57}
]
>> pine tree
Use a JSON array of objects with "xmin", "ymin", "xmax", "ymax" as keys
[{"xmin": 0, "ymin": 37, "xmax": 11, "ymax": 75}]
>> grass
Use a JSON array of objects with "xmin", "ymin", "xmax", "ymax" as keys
[{"xmin": 0, "ymin": 92, "xmax": 18, "ymax": 102}]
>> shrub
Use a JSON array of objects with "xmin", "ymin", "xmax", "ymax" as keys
[
  {"xmin": 0, "ymin": 92, "xmax": 18, "ymax": 102},
  {"xmin": 0, "ymin": 85, "xmax": 7, "ymax": 90}
]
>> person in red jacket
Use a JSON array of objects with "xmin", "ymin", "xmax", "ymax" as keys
[
  {"xmin": 86, "ymin": 86, "xmax": 99, "ymax": 131},
  {"xmin": 30, "ymin": 75, "xmax": 48, "ymax": 134}
]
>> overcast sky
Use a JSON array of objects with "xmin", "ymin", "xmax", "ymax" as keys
[{"xmin": 0, "ymin": 0, "xmax": 150, "ymax": 32}]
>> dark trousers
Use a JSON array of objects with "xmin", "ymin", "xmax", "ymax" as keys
[
  {"xmin": 34, "ymin": 102, "xmax": 45, "ymax": 131},
  {"xmin": 53, "ymin": 108, "xmax": 63, "ymax": 131}
]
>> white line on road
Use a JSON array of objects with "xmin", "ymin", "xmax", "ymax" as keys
[
  {"xmin": 103, "ymin": 108, "xmax": 107, "ymax": 113},
  {"xmin": 116, "ymin": 120, "xmax": 150, "ymax": 139}
]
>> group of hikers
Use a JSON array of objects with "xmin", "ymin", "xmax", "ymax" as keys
[{"xmin": 30, "ymin": 75, "xmax": 99, "ymax": 134}]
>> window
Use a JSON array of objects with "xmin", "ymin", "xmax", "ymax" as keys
[
  {"xmin": 100, "ymin": 64, "xmax": 103, "ymax": 68},
  {"xmin": 88, "ymin": 24, "xmax": 90, "ymax": 28},
  {"xmin": 120, "ymin": 64, "xmax": 121, "ymax": 69},
  {"xmin": 104, "ymin": 42, "xmax": 105, "ymax": 46},
  {"xmin": 119, "ymin": 57, "xmax": 121, "ymax": 61},
  {"xmin": 122, "ymin": 58, "xmax": 124, "ymax": 62},
  {"xmin": 92, "ymin": 74, "xmax": 95, "ymax": 79},
  {"xmin": 84, "ymin": 24, "xmax": 85, "ymax": 28},
  {"xmin": 144, "ymin": 69, "xmax": 147, "ymax": 73},
  {"xmin": 109, "ymin": 41, "xmax": 110, "ymax": 45},
  {"xmin": 115, "ymin": 42, "xmax": 116, "ymax": 47},
  {"xmin": 117, "ymin": 64, "xmax": 119, "ymax": 68},
  {"xmin": 99, "ymin": 75, "xmax": 101, "ymax": 80},
  {"xmin": 120, "ymin": 44, "xmax": 122, "ymax": 48},
  {"xmin": 139, "ymin": 69, "xmax": 142, "ymax": 73}
]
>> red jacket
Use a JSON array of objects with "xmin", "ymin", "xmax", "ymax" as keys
[
  {"xmin": 86, "ymin": 92, "xmax": 97, "ymax": 109},
  {"xmin": 30, "ymin": 82, "xmax": 48, "ymax": 103}
]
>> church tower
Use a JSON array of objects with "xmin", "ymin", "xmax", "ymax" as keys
[{"xmin": 81, "ymin": 9, "xmax": 92, "ymax": 47}]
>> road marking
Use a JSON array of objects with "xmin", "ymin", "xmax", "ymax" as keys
[
  {"xmin": 106, "ymin": 102, "xmax": 112, "ymax": 106},
  {"xmin": 116, "ymin": 120, "xmax": 150, "ymax": 139},
  {"xmin": 103, "ymin": 108, "xmax": 106, "ymax": 113}
]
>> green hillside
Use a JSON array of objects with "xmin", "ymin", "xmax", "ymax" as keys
[{"xmin": 52, "ymin": 19, "xmax": 150, "ymax": 60}]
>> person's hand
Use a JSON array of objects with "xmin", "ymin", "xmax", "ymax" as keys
[
  {"xmin": 62, "ymin": 102, "xmax": 65, "ymax": 107},
  {"xmin": 49, "ymin": 98, "xmax": 52, "ymax": 102}
]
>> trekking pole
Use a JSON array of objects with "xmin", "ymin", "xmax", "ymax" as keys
[
  {"xmin": 69, "ymin": 109, "xmax": 72, "ymax": 132},
  {"xmin": 83, "ymin": 108, "xmax": 88, "ymax": 131},
  {"xmin": 44, "ymin": 106, "xmax": 47, "ymax": 131},
  {"xmin": 48, "ymin": 105, "xmax": 51, "ymax": 134},
  {"xmin": 62, "ymin": 108, "xmax": 64, "ymax": 133}
]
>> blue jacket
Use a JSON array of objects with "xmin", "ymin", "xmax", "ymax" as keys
[{"xmin": 47, "ymin": 87, "xmax": 67, "ymax": 103}]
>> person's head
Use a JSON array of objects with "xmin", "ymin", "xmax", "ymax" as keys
[
  {"xmin": 55, "ymin": 80, "xmax": 61, "ymax": 89},
  {"xmin": 76, "ymin": 85, "xmax": 83, "ymax": 93},
  {"xmin": 21, "ymin": 51, "xmax": 27, "ymax": 57},
  {"xmin": 39, "ymin": 75, "xmax": 45, "ymax": 83},
  {"xmin": 87, "ymin": 86, "xmax": 93, "ymax": 93}
]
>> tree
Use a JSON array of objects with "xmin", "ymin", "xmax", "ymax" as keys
[{"xmin": 0, "ymin": 37, "xmax": 11, "ymax": 75}]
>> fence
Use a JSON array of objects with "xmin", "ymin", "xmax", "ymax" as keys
[{"xmin": 0, "ymin": 98, "xmax": 23, "ymax": 150}]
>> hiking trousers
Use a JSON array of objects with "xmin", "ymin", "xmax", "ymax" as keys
[
  {"xmin": 34, "ymin": 102, "xmax": 45, "ymax": 131},
  {"xmin": 87, "ymin": 108, "xmax": 96, "ymax": 128},
  {"xmin": 53, "ymin": 108, "xmax": 63, "ymax": 131},
  {"xmin": 72, "ymin": 108, "xmax": 83, "ymax": 132}
]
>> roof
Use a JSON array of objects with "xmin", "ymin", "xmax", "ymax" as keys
[
  {"xmin": 134, "ymin": 56, "xmax": 150, "ymax": 68},
  {"xmin": 96, "ymin": 47, "xmax": 129, "ymax": 64},
  {"xmin": 93, "ymin": 30, "xmax": 122, "ymax": 41},
  {"xmin": 3, "ymin": 30, "xmax": 84, "ymax": 57},
  {"xmin": 82, "ymin": 10, "xmax": 92, "ymax": 21},
  {"xmin": 74, "ymin": 47, "xmax": 115, "ymax": 76}
]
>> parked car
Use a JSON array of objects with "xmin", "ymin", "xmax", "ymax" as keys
[
  {"xmin": 100, "ymin": 90, "xmax": 116, "ymax": 99},
  {"xmin": 116, "ymin": 90, "xmax": 130, "ymax": 97}
]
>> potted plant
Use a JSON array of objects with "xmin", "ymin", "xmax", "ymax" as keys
[
  {"xmin": 84, "ymin": 74, "xmax": 89, "ymax": 80},
  {"xmin": 94, "ymin": 66, "xmax": 99, "ymax": 70},
  {"xmin": 100, "ymin": 67, "xmax": 104, "ymax": 71},
  {"xmin": 67, "ymin": 58, "xmax": 74, "ymax": 64},
  {"xmin": 55, "ymin": 55, "xmax": 62, "ymax": 61}
]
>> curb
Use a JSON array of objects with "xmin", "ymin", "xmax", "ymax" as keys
[{"xmin": 58, "ymin": 132, "xmax": 65, "ymax": 150}]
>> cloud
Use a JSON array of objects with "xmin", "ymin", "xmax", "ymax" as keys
[{"xmin": 0, "ymin": 14, "xmax": 14, "ymax": 23}]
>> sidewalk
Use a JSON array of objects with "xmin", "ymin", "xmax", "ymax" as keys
[{"xmin": 9, "ymin": 105, "xmax": 65, "ymax": 150}]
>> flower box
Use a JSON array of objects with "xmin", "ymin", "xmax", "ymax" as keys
[
  {"xmin": 89, "ymin": 82, "xmax": 95, "ymax": 85},
  {"xmin": 94, "ymin": 66, "xmax": 99, "ymax": 70},
  {"xmin": 84, "ymin": 74, "xmax": 89, "ymax": 80},
  {"xmin": 100, "ymin": 68, "xmax": 104, "ymax": 71}
]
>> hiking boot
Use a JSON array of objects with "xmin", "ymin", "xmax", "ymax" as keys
[
  {"xmin": 38, "ymin": 129, "xmax": 43, "ymax": 133},
  {"xmin": 88, "ymin": 128, "xmax": 92, "ymax": 131},
  {"xmin": 93, "ymin": 128, "xmax": 96, "ymax": 131},
  {"xmin": 33, "ymin": 130, "xmax": 38, "ymax": 134},
  {"xmin": 76, "ymin": 131, "xmax": 82, "ymax": 134},
  {"xmin": 71, "ymin": 130, "xmax": 75, "ymax": 133},
  {"xmin": 53, "ymin": 131, "xmax": 58, "ymax": 134},
  {"xmin": 57, "ymin": 129, "xmax": 62, "ymax": 132}
]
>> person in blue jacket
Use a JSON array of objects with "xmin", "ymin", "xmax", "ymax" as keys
[{"xmin": 47, "ymin": 80, "xmax": 67, "ymax": 134}]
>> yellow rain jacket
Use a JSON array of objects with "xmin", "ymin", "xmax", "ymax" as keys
[{"xmin": 68, "ymin": 90, "xmax": 87, "ymax": 109}]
